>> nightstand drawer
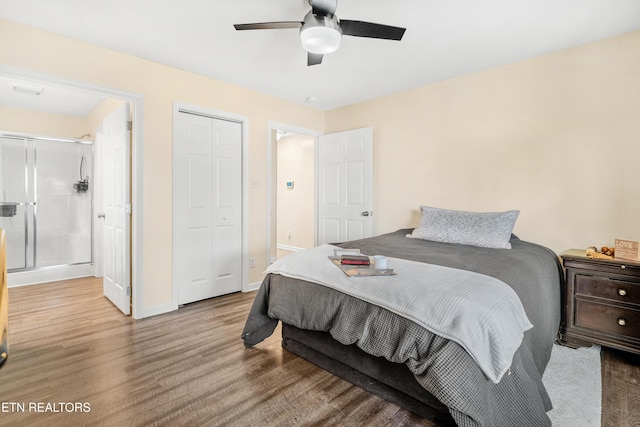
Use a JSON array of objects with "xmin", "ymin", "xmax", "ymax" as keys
[
  {"xmin": 575, "ymin": 274, "xmax": 640, "ymax": 306},
  {"xmin": 575, "ymin": 299, "xmax": 640, "ymax": 340}
]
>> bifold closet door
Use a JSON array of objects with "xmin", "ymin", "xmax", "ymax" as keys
[{"xmin": 174, "ymin": 112, "xmax": 242, "ymax": 305}]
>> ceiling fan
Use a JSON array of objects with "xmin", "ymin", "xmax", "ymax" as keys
[{"xmin": 234, "ymin": 0, "xmax": 406, "ymax": 66}]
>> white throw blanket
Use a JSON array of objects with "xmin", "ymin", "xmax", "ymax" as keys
[{"xmin": 266, "ymin": 244, "xmax": 533, "ymax": 383}]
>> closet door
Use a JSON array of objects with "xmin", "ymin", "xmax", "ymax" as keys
[{"xmin": 174, "ymin": 111, "xmax": 242, "ymax": 305}]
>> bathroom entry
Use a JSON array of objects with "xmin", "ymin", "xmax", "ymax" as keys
[{"xmin": 0, "ymin": 69, "xmax": 140, "ymax": 317}]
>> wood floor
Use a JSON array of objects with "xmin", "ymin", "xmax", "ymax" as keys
[{"xmin": 2, "ymin": 278, "xmax": 639, "ymax": 427}]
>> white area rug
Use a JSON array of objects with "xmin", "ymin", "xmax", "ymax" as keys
[{"xmin": 543, "ymin": 343, "xmax": 602, "ymax": 426}]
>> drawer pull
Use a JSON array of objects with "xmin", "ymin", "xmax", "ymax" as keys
[
  {"xmin": 618, "ymin": 289, "xmax": 627, "ymax": 296},
  {"xmin": 620, "ymin": 265, "xmax": 626, "ymax": 270},
  {"xmin": 618, "ymin": 318, "xmax": 627, "ymax": 326}
]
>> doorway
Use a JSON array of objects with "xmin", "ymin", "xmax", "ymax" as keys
[
  {"xmin": 266, "ymin": 124, "xmax": 374, "ymax": 265},
  {"xmin": 0, "ymin": 66, "xmax": 143, "ymax": 318},
  {"xmin": 267, "ymin": 122, "xmax": 321, "ymax": 265}
]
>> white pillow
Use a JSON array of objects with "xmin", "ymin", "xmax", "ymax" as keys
[{"xmin": 410, "ymin": 206, "xmax": 520, "ymax": 249}]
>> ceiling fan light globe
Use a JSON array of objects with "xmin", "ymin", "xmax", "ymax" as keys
[{"xmin": 300, "ymin": 26, "xmax": 341, "ymax": 54}]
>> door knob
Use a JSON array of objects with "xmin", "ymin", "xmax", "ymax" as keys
[
  {"xmin": 361, "ymin": 211, "xmax": 372, "ymax": 217},
  {"xmin": 97, "ymin": 213, "xmax": 105, "ymax": 219}
]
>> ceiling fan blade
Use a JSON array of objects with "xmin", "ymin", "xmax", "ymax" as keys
[
  {"xmin": 307, "ymin": 52, "xmax": 323, "ymax": 66},
  {"xmin": 234, "ymin": 21, "xmax": 302, "ymax": 31},
  {"xmin": 310, "ymin": 0, "xmax": 338, "ymax": 17},
  {"xmin": 339, "ymin": 20, "xmax": 406, "ymax": 40}
]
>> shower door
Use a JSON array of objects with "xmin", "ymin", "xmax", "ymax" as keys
[
  {"xmin": 0, "ymin": 134, "xmax": 93, "ymax": 273},
  {"xmin": 0, "ymin": 137, "xmax": 33, "ymax": 270}
]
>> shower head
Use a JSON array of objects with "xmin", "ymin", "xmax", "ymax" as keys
[{"xmin": 74, "ymin": 155, "xmax": 89, "ymax": 194}]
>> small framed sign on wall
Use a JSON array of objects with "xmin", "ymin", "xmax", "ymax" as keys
[{"xmin": 286, "ymin": 180, "xmax": 294, "ymax": 189}]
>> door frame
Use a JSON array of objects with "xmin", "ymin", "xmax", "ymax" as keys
[
  {"xmin": 0, "ymin": 65, "xmax": 144, "ymax": 319},
  {"xmin": 266, "ymin": 122, "xmax": 322, "ymax": 267},
  {"xmin": 172, "ymin": 102, "xmax": 249, "ymax": 309}
]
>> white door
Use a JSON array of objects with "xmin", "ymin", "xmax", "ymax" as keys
[
  {"xmin": 174, "ymin": 111, "xmax": 242, "ymax": 305},
  {"xmin": 317, "ymin": 127, "xmax": 373, "ymax": 244},
  {"xmin": 102, "ymin": 104, "xmax": 131, "ymax": 315}
]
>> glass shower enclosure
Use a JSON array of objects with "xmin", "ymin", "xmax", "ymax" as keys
[{"xmin": 0, "ymin": 133, "xmax": 93, "ymax": 273}]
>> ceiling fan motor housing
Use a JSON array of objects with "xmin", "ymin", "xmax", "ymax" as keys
[{"xmin": 300, "ymin": 11, "xmax": 342, "ymax": 54}]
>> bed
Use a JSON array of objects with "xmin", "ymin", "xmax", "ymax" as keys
[{"xmin": 242, "ymin": 227, "xmax": 563, "ymax": 426}]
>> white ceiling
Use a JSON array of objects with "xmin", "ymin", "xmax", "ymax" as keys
[{"xmin": 1, "ymin": 0, "xmax": 640, "ymax": 114}]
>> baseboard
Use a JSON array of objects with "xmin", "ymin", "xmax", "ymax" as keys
[
  {"xmin": 141, "ymin": 282, "xmax": 260, "ymax": 318},
  {"xmin": 139, "ymin": 303, "xmax": 176, "ymax": 319},
  {"xmin": 244, "ymin": 281, "xmax": 262, "ymax": 292},
  {"xmin": 277, "ymin": 244, "xmax": 304, "ymax": 252}
]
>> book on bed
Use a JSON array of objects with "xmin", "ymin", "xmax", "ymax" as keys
[{"xmin": 339, "ymin": 255, "xmax": 371, "ymax": 265}]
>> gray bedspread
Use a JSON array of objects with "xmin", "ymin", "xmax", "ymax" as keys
[{"xmin": 242, "ymin": 229, "xmax": 563, "ymax": 427}]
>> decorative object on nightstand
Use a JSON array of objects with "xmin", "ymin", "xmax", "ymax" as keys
[
  {"xmin": 614, "ymin": 238, "xmax": 640, "ymax": 262},
  {"xmin": 559, "ymin": 249, "xmax": 640, "ymax": 355},
  {"xmin": 585, "ymin": 245, "xmax": 614, "ymax": 259}
]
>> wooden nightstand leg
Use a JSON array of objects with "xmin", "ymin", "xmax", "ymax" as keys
[{"xmin": 557, "ymin": 334, "xmax": 595, "ymax": 349}]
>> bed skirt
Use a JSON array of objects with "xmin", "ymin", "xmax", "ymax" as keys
[{"xmin": 281, "ymin": 323, "xmax": 456, "ymax": 426}]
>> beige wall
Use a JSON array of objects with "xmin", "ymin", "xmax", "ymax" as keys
[
  {"xmin": 325, "ymin": 31, "xmax": 640, "ymax": 254},
  {"xmin": 3, "ymin": 17, "xmax": 639, "ymax": 316},
  {"xmin": 0, "ymin": 105, "xmax": 88, "ymax": 138},
  {"xmin": 0, "ymin": 97, "xmax": 124, "ymax": 138},
  {"xmin": 0, "ymin": 19, "xmax": 324, "ymax": 316},
  {"xmin": 276, "ymin": 134, "xmax": 315, "ymax": 250},
  {"xmin": 85, "ymin": 97, "xmax": 127, "ymax": 135}
]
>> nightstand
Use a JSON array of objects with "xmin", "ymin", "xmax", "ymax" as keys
[{"xmin": 559, "ymin": 249, "xmax": 640, "ymax": 355}]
